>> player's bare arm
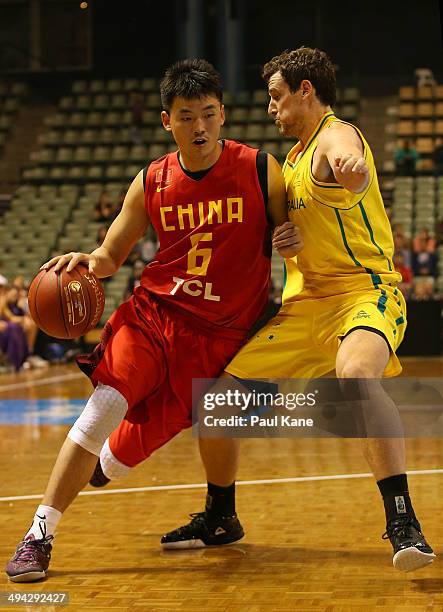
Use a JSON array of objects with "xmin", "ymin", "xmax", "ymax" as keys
[
  {"xmin": 317, "ymin": 122, "xmax": 370, "ymax": 194},
  {"xmin": 41, "ymin": 170, "xmax": 150, "ymax": 278},
  {"xmin": 267, "ymin": 153, "xmax": 303, "ymax": 258}
]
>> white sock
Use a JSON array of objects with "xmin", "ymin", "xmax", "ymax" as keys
[{"xmin": 25, "ymin": 505, "xmax": 62, "ymax": 540}]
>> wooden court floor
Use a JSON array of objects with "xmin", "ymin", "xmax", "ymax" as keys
[{"xmin": 0, "ymin": 359, "xmax": 442, "ymax": 611}]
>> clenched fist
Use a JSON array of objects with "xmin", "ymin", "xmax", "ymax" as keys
[
  {"xmin": 272, "ymin": 222, "xmax": 304, "ymax": 258},
  {"xmin": 333, "ymin": 153, "xmax": 369, "ymax": 193}
]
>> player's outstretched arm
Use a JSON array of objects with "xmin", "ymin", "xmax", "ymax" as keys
[
  {"xmin": 320, "ymin": 122, "xmax": 370, "ymax": 194},
  {"xmin": 266, "ymin": 153, "xmax": 303, "ymax": 258},
  {"xmin": 41, "ymin": 170, "xmax": 150, "ymax": 278}
]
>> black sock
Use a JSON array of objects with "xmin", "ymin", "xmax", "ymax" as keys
[
  {"xmin": 205, "ymin": 482, "xmax": 236, "ymax": 518},
  {"xmin": 377, "ymin": 474, "xmax": 416, "ymax": 525}
]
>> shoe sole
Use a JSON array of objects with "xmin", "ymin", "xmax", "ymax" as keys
[
  {"xmin": 161, "ymin": 533, "xmax": 244, "ymax": 550},
  {"xmin": 7, "ymin": 570, "xmax": 47, "ymax": 583},
  {"xmin": 393, "ymin": 547, "xmax": 436, "ymax": 572}
]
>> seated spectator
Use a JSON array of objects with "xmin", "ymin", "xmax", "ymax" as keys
[
  {"xmin": 412, "ymin": 248, "xmax": 437, "ymax": 277},
  {"xmin": 433, "ymin": 137, "xmax": 443, "ymax": 176},
  {"xmin": 96, "ymin": 225, "xmax": 108, "ymax": 247},
  {"xmin": 393, "ymin": 252, "xmax": 413, "ymax": 298},
  {"xmin": 140, "ymin": 238, "xmax": 157, "ymax": 264},
  {"xmin": 395, "ymin": 139, "xmax": 419, "ymax": 176},
  {"xmin": 0, "ymin": 280, "xmax": 29, "ymax": 371},
  {"xmin": 393, "ymin": 233, "xmax": 412, "ymax": 267},
  {"xmin": 125, "ymin": 259, "xmax": 145, "ymax": 300},
  {"xmin": 434, "ymin": 218, "xmax": 443, "ymax": 245},
  {"xmin": 411, "ymin": 276, "xmax": 435, "ymax": 300},
  {"xmin": 413, "ymin": 227, "xmax": 436, "ymax": 253},
  {"xmin": 123, "ymin": 242, "xmax": 143, "ymax": 267},
  {"xmin": 112, "ymin": 189, "xmax": 127, "ymax": 220},
  {"xmin": 414, "ymin": 67, "xmax": 436, "ymax": 89},
  {"xmin": 95, "ymin": 192, "xmax": 115, "ymax": 223},
  {"xmin": 3, "ymin": 283, "xmax": 48, "ymax": 368}
]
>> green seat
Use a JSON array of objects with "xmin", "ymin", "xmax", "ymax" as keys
[
  {"xmin": 59, "ymin": 96, "xmax": 74, "ymax": 110},
  {"xmin": 112, "ymin": 145, "xmax": 129, "ymax": 161},
  {"xmin": 90, "ymin": 80, "xmax": 105, "ymax": 93},
  {"xmin": 68, "ymin": 113, "xmax": 84, "ymax": 127},
  {"xmin": 123, "ymin": 78, "xmax": 140, "ymax": 91},
  {"xmin": 76, "ymin": 95, "xmax": 91, "ymax": 110},
  {"xmin": 73, "ymin": 146, "xmax": 92, "ymax": 163},
  {"xmin": 87, "ymin": 165, "xmax": 103, "ymax": 179},
  {"xmin": 93, "ymin": 95, "xmax": 109, "ymax": 110},
  {"xmin": 71, "ymin": 80, "xmax": 87, "ymax": 94},
  {"xmin": 105, "ymin": 165, "xmax": 124, "ymax": 180},
  {"xmin": 93, "ymin": 146, "xmax": 110, "ymax": 162},
  {"xmin": 110, "ymin": 94, "xmax": 126, "ymax": 109},
  {"xmin": 106, "ymin": 79, "xmax": 122, "ymax": 93}
]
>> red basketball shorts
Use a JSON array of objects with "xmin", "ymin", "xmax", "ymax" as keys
[{"xmin": 77, "ymin": 293, "xmax": 245, "ymax": 467}]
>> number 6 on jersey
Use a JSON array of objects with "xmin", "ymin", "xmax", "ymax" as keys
[{"xmin": 187, "ymin": 232, "xmax": 213, "ymax": 275}]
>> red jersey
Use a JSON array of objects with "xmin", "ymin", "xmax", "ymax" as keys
[{"xmin": 135, "ymin": 139, "xmax": 271, "ymax": 338}]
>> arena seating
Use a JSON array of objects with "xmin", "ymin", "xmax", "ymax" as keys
[
  {"xmin": 397, "ymin": 84, "xmax": 443, "ymax": 171},
  {"xmin": 0, "ymin": 81, "xmax": 27, "ymax": 155}
]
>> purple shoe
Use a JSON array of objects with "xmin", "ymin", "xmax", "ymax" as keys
[{"xmin": 5, "ymin": 534, "xmax": 54, "ymax": 582}]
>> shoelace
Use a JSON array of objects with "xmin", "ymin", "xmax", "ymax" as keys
[
  {"xmin": 14, "ymin": 536, "xmax": 54, "ymax": 562},
  {"xmin": 175, "ymin": 513, "xmax": 207, "ymax": 536},
  {"xmin": 382, "ymin": 517, "xmax": 418, "ymax": 540}
]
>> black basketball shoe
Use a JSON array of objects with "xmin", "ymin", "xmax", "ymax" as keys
[
  {"xmin": 161, "ymin": 511, "xmax": 244, "ymax": 549},
  {"xmin": 383, "ymin": 516, "xmax": 436, "ymax": 572},
  {"xmin": 89, "ymin": 459, "xmax": 110, "ymax": 488}
]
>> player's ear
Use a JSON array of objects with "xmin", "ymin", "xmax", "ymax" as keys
[
  {"xmin": 161, "ymin": 111, "xmax": 172, "ymax": 131},
  {"xmin": 300, "ymin": 80, "xmax": 313, "ymax": 98},
  {"xmin": 220, "ymin": 104, "xmax": 225, "ymax": 126}
]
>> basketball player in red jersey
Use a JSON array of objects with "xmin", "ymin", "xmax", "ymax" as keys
[{"xmin": 6, "ymin": 59, "xmax": 302, "ymax": 582}]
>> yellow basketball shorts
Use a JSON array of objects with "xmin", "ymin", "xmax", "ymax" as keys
[{"xmin": 226, "ymin": 286, "xmax": 406, "ymax": 380}]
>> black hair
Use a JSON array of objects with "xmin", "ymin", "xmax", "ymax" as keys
[{"xmin": 160, "ymin": 59, "xmax": 223, "ymax": 112}]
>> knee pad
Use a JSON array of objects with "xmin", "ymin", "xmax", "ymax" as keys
[
  {"xmin": 100, "ymin": 438, "xmax": 131, "ymax": 480},
  {"xmin": 68, "ymin": 383, "xmax": 128, "ymax": 456}
]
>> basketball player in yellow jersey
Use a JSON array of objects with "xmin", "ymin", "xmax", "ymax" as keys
[{"xmin": 162, "ymin": 48, "xmax": 435, "ymax": 573}]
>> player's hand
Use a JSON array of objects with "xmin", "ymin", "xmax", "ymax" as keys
[
  {"xmin": 272, "ymin": 222, "xmax": 303, "ymax": 258},
  {"xmin": 40, "ymin": 252, "xmax": 98, "ymax": 274},
  {"xmin": 333, "ymin": 154, "xmax": 369, "ymax": 193}
]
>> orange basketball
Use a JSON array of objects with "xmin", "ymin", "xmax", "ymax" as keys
[{"xmin": 28, "ymin": 264, "xmax": 105, "ymax": 339}]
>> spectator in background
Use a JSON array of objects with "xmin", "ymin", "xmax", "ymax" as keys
[
  {"xmin": 393, "ymin": 252, "xmax": 413, "ymax": 298},
  {"xmin": 129, "ymin": 90, "xmax": 144, "ymax": 145},
  {"xmin": 94, "ymin": 192, "xmax": 115, "ymax": 223},
  {"xmin": 395, "ymin": 139, "xmax": 419, "ymax": 176},
  {"xmin": 3, "ymin": 284, "xmax": 47, "ymax": 368},
  {"xmin": 413, "ymin": 227, "xmax": 436, "ymax": 253},
  {"xmin": 412, "ymin": 246, "xmax": 437, "ymax": 278},
  {"xmin": 112, "ymin": 190, "xmax": 127, "ymax": 220},
  {"xmin": 434, "ymin": 217, "xmax": 443, "ymax": 245},
  {"xmin": 0, "ymin": 280, "xmax": 29, "ymax": 371},
  {"xmin": 123, "ymin": 241, "xmax": 143, "ymax": 267},
  {"xmin": 433, "ymin": 137, "xmax": 443, "ymax": 176},
  {"xmin": 124, "ymin": 259, "xmax": 145, "ymax": 300},
  {"xmin": 140, "ymin": 237, "xmax": 157, "ymax": 264},
  {"xmin": 394, "ymin": 232, "xmax": 412, "ymax": 267},
  {"xmin": 96, "ymin": 226, "xmax": 108, "ymax": 247},
  {"xmin": 411, "ymin": 277, "xmax": 434, "ymax": 300}
]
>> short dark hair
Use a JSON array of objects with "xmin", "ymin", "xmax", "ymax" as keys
[
  {"xmin": 160, "ymin": 59, "xmax": 223, "ymax": 112},
  {"xmin": 262, "ymin": 47, "xmax": 336, "ymax": 106}
]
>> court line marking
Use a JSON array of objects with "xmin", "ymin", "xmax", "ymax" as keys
[
  {"xmin": 1, "ymin": 468, "xmax": 442, "ymax": 503},
  {"xmin": 0, "ymin": 373, "xmax": 84, "ymax": 393}
]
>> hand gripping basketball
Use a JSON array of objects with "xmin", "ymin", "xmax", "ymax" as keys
[{"xmin": 28, "ymin": 254, "xmax": 105, "ymax": 339}]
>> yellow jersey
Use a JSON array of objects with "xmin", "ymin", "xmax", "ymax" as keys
[{"xmin": 282, "ymin": 111, "xmax": 400, "ymax": 302}]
